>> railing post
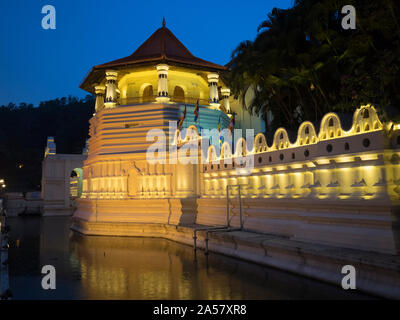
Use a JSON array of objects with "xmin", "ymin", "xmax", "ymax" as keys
[
  {"xmin": 238, "ymin": 185, "xmax": 243, "ymax": 229},
  {"xmin": 226, "ymin": 185, "xmax": 230, "ymax": 227},
  {"xmin": 193, "ymin": 230, "xmax": 197, "ymax": 251}
]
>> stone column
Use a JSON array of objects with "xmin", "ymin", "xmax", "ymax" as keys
[
  {"xmin": 221, "ymin": 88, "xmax": 231, "ymax": 113},
  {"xmin": 156, "ymin": 64, "xmax": 170, "ymax": 103},
  {"xmin": 208, "ymin": 73, "xmax": 220, "ymax": 109},
  {"xmin": 94, "ymin": 85, "xmax": 105, "ymax": 112},
  {"xmin": 104, "ymin": 70, "xmax": 118, "ymax": 109}
]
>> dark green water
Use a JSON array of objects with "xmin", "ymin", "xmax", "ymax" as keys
[{"xmin": 6, "ymin": 216, "xmax": 371, "ymax": 299}]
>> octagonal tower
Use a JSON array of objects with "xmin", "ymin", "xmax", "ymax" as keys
[{"xmin": 74, "ymin": 21, "xmax": 234, "ymax": 226}]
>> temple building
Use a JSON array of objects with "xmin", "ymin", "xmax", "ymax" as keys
[
  {"xmin": 71, "ymin": 20, "xmax": 400, "ymax": 253},
  {"xmin": 66, "ymin": 21, "xmax": 400, "ymax": 298},
  {"xmin": 72, "ymin": 20, "xmax": 265, "ymax": 225},
  {"xmin": 80, "ymin": 19, "xmax": 264, "ymax": 135}
]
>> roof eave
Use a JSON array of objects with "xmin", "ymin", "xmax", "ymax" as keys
[{"xmin": 80, "ymin": 58, "xmax": 228, "ymax": 93}]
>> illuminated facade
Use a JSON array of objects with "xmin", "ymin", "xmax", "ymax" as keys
[
  {"xmin": 196, "ymin": 105, "xmax": 400, "ymax": 255},
  {"xmin": 73, "ymin": 22, "xmax": 400, "ymax": 257},
  {"xmin": 41, "ymin": 137, "xmax": 87, "ymax": 216}
]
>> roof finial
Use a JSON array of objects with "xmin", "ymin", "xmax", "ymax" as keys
[{"xmin": 162, "ymin": 17, "xmax": 166, "ymax": 27}]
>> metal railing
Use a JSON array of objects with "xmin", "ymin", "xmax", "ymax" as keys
[
  {"xmin": 193, "ymin": 185, "xmax": 246, "ymax": 255},
  {"xmin": 226, "ymin": 184, "xmax": 245, "ymax": 229}
]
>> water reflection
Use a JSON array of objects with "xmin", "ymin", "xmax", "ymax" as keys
[{"xmin": 7, "ymin": 217, "xmax": 371, "ymax": 299}]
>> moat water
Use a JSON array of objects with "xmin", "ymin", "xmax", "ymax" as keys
[{"xmin": 6, "ymin": 216, "xmax": 371, "ymax": 299}]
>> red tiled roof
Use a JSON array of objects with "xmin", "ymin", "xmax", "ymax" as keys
[{"xmin": 80, "ymin": 24, "xmax": 228, "ymax": 92}]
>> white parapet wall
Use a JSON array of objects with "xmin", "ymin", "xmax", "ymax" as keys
[
  {"xmin": 196, "ymin": 105, "xmax": 400, "ymax": 255},
  {"xmin": 74, "ymin": 104, "xmax": 400, "ymax": 256}
]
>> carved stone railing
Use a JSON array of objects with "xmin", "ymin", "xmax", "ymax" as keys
[{"xmin": 173, "ymin": 105, "xmax": 400, "ymax": 201}]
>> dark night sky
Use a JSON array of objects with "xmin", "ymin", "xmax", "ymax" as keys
[{"xmin": 0, "ymin": 0, "xmax": 292, "ymax": 106}]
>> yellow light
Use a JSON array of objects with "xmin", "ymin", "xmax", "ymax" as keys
[
  {"xmin": 360, "ymin": 154, "xmax": 377, "ymax": 161},
  {"xmin": 335, "ymin": 156, "xmax": 354, "ymax": 163},
  {"xmin": 362, "ymin": 194, "xmax": 376, "ymax": 200},
  {"xmin": 316, "ymin": 159, "xmax": 330, "ymax": 165}
]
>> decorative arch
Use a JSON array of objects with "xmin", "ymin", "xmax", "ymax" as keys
[
  {"xmin": 207, "ymin": 145, "xmax": 218, "ymax": 163},
  {"xmin": 254, "ymin": 133, "xmax": 268, "ymax": 153},
  {"xmin": 235, "ymin": 137, "xmax": 248, "ymax": 157},
  {"xmin": 142, "ymin": 84, "xmax": 154, "ymax": 101},
  {"xmin": 319, "ymin": 113, "xmax": 343, "ymax": 140},
  {"xmin": 180, "ymin": 125, "xmax": 200, "ymax": 142},
  {"xmin": 220, "ymin": 141, "xmax": 232, "ymax": 159},
  {"xmin": 297, "ymin": 121, "xmax": 318, "ymax": 146},
  {"xmin": 352, "ymin": 104, "xmax": 382, "ymax": 134},
  {"xmin": 186, "ymin": 125, "xmax": 199, "ymax": 137},
  {"xmin": 172, "ymin": 129, "xmax": 181, "ymax": 145},
  {"xmin": 139, "ymin": 83, "xmax": 153, "ymax": 96},
  {"xmin": 173, "ymin": 86, "xmax": 185, "ymax": 102},
  {"xmin": 273, "ymin": 128, "xmax": 290, "ymax": 150}
]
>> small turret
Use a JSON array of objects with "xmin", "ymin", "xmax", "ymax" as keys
[
  {"xmin": 44, "ymin": 137, "xmax": 56, "ymax": 157},
  {"xmin": 82, "ymin": 139, "xmax": 89, "ymax": 155}
]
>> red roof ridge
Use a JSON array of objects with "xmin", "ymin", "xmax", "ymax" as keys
[
  {"xmin": 80, "ymin": 24, "xmax": 227, "ymax": 92},
  {"xmin": 93, "ymin": 25, "xmax": 225, "ymax": 70}
]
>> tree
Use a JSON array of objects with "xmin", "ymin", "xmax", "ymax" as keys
[
  {"xmin": 227, "ymin": 0, "xmax": 400, "ymax": 133},
  {"xmin": 0, "ymin": 95, "xmax": 95, "ymax": 192}
]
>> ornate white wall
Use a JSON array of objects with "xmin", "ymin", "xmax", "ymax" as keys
[
  {"xmin": 42, "ymin": 152, "xmax": 87, "ymax": 216},
  {"xmin": 74, "ymin": 104, "xmax": 400, "ymax": 255}
]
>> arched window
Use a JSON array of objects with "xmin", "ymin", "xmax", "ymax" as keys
[
  {"xmin": 173, "ymin": 86, "xmax": 185, "ymax": 102},
  {"xmin": 70, "ymin": 168, "xmax": 83, "ymax": 200},
  {"xmin": 142, "ymin": 85, "xmax": 154, "ymax": 102}
]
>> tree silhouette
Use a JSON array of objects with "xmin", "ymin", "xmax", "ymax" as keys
[
  {"xmin": 0, "ymin": 95, "xmax": 95, "ymax": 192},
  {"xmin": 227, "ymin": 0, "xmax": 400, "ymax": 134}
]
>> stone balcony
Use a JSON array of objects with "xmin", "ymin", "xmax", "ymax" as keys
[{"xmin": 118, "ymin": 96, "xmax": 211, "ymax": 107}]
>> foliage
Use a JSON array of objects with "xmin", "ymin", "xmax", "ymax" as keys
[
  {"xmin": 227, "ymin": 0, "xmax": 400, "ymax": 133},
  {"xmin": 0, "ymin": 95, "xmax": 94, "ymax": 192}
]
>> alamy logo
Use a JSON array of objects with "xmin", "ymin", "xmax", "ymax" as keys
[
  {"xmin": 41, "ymin": 265, "xmax": 56, "ymax": 290},
  {"xmin": 146, "ymin": 121, "xmax": 255, "ymax": 175},
  {"xmin": 341, "ymin": 265, "xmax": 356, "ymax": 290},
  {"xmin": 41, "ymin": 5, "xmax": 56, "ymax": 30},
  {"xmin": 341, "ymin": 5, "xmax": 356, "ymax": 30}
]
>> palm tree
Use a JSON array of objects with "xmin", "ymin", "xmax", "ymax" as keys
[{"xmin": 227, "ymin": 0, "xmax": 400, "ymax": 131}]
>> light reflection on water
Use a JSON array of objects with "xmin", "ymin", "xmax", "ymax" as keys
[{"xmin": 7, "ymin": 216, "xmax": 370, "ymax": 299}]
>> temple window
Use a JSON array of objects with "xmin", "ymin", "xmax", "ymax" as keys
[
  {"xmin": 143, "ymin": 85, "xmax": 154, "ymax": 101},
  {"xmin": 173, "ymin": 86, "xmax": 185, "ymax": 103}
]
